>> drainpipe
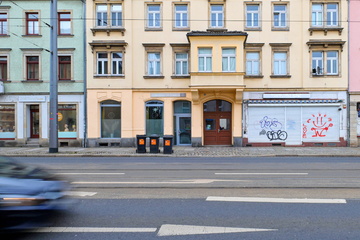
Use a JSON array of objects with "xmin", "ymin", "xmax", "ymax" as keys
[
  {"xmin": 81, "ymin": 0, "xmax": 87, "ymax": 147},
  {"xmin": 347, "ymin": 1, "xmax": 351, "ymax": 147}
]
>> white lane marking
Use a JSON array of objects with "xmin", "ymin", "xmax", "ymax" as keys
[
  {"xmin": 72, "ymin": 179, "xmax": 246, "ymax": 185},
  {"xmin": 31, "ymin": 227, "xmax": 157, "ymax": 233},
  {"xmin": 157, "ymin": 224, "xmax": 277, "ymax": 236},
  {"xmin": 58, "ymin": 173, "xmax": 125, "ymax": 175},
  {"xmin": 206, "ymin": 196, "xmax": 347, "ymax": 204},
  {"xmin": 63, "ymin": 191, "xmax": 97, "ymax": 197},
  {"xmin": 215, "ymin": 173, "xmax": 308, "ymax": 175}
]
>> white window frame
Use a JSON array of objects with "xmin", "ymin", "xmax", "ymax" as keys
[
  {"xmin": 273, "ymin": 52, "xmax": 287, "ymax": 76},
  {"xmin": 198, "ymin": 48, "xmax": 212, "ymax": 72},
  {"xmin": 311, "ymin": 3, "xmax": 339, "ymax": 27},
  {"xmin": 111, "ymin": 52, "xmax": 123, "ymax": 75},
  {"xmin": 273, "ymin": 4, "xmax": 287, "ymax": 28},
  {"xmin": 147, "ymin": 4, "xmax": 161, "ymax": 29},
  {"xmin": 312, "ymin": 51, "xmax": 324, "ymax": 75},
  {"xmin": 0, "ymin": 12, "xmax": 8, "ymax": 35},
  {"xmin": 222, "ymin": 48, "xmax": 236, "ymax": 72},
  {"xmin": 246, "ymin": 4, "xmax": 260, "ymax": 28},
  {"xmin": 326, "ymin": 3, "xmax": 338, "ymax": 27},
  {"xmin": 147, "ymin": 52, "xmax": 161, "ymax": 76},
  {"xmin": 96, "ymin": 4, "xmax": 108, "ymax": 27},
  {"xmin": 312, "ymin": 50, "xmax": 339, "ymax": 76},
  {"xmin": 175, "ymin": 52, "xmax": 189, "ymax": 76},
  {"xmin": 174, "ymin": 4, "xmax": 188, "ymax": 29},
  {"xmin": 210, "ymin": 4, "xmax": 224, "ymax": 28},
  {"xmin": 111, "ymin": 4, "xmax": 123, "ymax": 27},
  {"xmin": 97, "ymin": 52, "xmax": 108, "ymax": 75},
  {"xmin": 96, "ymin": 52, "xmax": 124, "ymax": 76},
  {"xmin": 326, "ymin": 51, "xmax": 338, "ymax": 75},
  {"xmin": 246, "ymin": 51, "xmax": 260, "ymax": 76}
]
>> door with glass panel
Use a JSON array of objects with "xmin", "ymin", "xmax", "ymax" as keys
[
  {"xmin": 173, "ymin": 101, "xmax": 191, "ymax": 145},
  {"xmin": 203, "ymin": 100, "xmax": 232, "ymax": 145},
  {"xmin": 100, "ymin": 100, "xmax": 121, "ymax": 138},
  {"xmin": 30, "ymin": 105, "xmax": 39, "ymax": 138}
]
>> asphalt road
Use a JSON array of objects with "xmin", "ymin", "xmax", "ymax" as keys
[{"xmin": 4, "ymin": 156, "xmax": 360, "ymax": 239}]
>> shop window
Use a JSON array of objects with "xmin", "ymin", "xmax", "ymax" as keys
[
  {"xmin": 0, "ymin": 105, "xmax": 15, "ymax": 139},
  {"xmin": 58, "ymin": 104, "xmax": 77, "ymax": 138},
  {"xmin": 146, "ymin": 101, "xmax": 163, "ymax": 136},
  {"xmin": 101, "ymin": 100, "xmax": 121, "ymax": 138}
]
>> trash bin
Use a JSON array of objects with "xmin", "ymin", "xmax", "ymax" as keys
[
  {"xmin": 136, "ymin": 135, "xmax": 147, "ymax": 153},
  {"xmin": 163, "ymin": 135, "xmax": 174, "ymax": 154},
  {"xmin": 149, "ymin": 135, "xmax": 160, "ymax": 153}
]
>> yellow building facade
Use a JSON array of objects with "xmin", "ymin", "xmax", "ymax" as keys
[{"xmin": 86, "ymin": 0, "xmax": 348, "ymax": 147}]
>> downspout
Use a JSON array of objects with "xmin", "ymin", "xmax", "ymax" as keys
[
  {"xmin": 347, "ymin": 0, "xmax": 351, "ymax": 146},
  {"xmin": 81, "ymin": 0, "xmax": 87, "ymax": 147}
]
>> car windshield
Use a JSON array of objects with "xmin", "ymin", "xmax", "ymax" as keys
[{"xmin": 0, "ymin": 156, "xmax": 54, "ymax": 179}]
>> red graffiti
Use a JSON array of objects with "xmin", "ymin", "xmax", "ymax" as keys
[
  {"xmin": 306, "ymin": 113, "xmax": 333, "ymax": 137},
  {"xmin": 302, "ymin": 124, "xmax": 307, "ymax": 138}
]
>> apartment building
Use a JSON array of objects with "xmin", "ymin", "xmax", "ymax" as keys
[
  {"xmin": 0, "ymin": 0, "xmax": 86, "ymax": 147},
  {"xmin": 86, "ymin": 0, "xmax": 348, "ymax": 147}
]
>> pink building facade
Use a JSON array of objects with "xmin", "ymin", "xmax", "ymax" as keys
[{"xmin": 349, "ymin": 0, "xmax": 360, "ymax": 146}]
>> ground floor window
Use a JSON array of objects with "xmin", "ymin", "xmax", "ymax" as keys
[
  {"xmin": 101, "ymin": 100, "xmax": 121, "ymax": 138},
  {"xmin": 0, "ymin": 105, "xmax": 15, "ymax": 139},
  {"xmin": 173, "ymin": 101, "xmax": 191, "ymax": 145},
  {"xmin": 58, "ymin": 104, "xmax": 77, "ymax": 138},
  {"xmin": 146, "ymin": 100, "xmax": 163, "ymax": 136}
]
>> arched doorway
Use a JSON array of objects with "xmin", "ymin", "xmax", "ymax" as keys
[{"xmin": 203, "ymin": 100, "xmax": 232, "ymax": 145}]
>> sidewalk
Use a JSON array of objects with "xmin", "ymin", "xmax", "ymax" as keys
[{"xmin": 1, "ymin": 146, "xmax": 360, "ymax": 157}]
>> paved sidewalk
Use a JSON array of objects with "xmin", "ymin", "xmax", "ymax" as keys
[{"xmin": 1, "ymin": 146, "xmax": 360, "ymax": 157}]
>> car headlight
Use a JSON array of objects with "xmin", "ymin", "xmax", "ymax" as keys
[{"xmin": 0, "ymin": 197, "xmax": 48, "ymax": 207}]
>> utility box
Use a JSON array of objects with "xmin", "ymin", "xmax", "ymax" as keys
[
  {"xmin": 163, "ymin": 135, "xmax": 174, "ymax": 154},
  {"xmin": 136, "ymin": 135, "xmax": 147, "ymax": 153},
  {"xmin": 149, "ymin": 135, "xmax": 160, "ymax": 153}
]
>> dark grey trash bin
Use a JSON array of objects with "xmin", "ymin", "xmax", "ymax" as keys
[
  {"xmin": 136, "ymin": 135, "xmax": 147, "ymax": 153},
  {"xmin": 163, "ymin": 135, "xmax": 174, "ymax": 154},
  {"xmin": 149, "ymin": 135, "xmax": 160, "ymax": 153}
]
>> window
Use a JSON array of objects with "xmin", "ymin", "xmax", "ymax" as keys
[
  {"xmin": 146, "ymin": 101, "xmax": 163, "ymax": 136},
  {"xmin": 26, "ymin": 56, "xmax": 39, "ymax": 80},
  {"xmin": 198, "ymin": 48, "xmax": 212, "ymax": 72},
  {"xmin": 96, "ymin": 52, "xmax": 123, "ymax": 76},
  {"xmin": 147, "ymin": 53, "xmax": 161, "ymax": 76},
  {"xmin": 111, "ymin": 4, "xmax": 122, "ymax": 27},
  {"xmin": 26, "ymin": 12, "xmax": 39, "ymax": 35},
  {"xmin": 0, "ymin": 13, "xmax": 8, "ymax": 35},
  {"xmin": 246, "ymin": 5, "xmax": 260, "ymax": 29},
  {"xmin": 0, "ymin": 105, "xmax": 15, "ymax": 139},
  {"xmin": 175, "ymin": 53, "xmax": 189, "ymax": 76},
  {"xmin": 96, "ymin": 4, "xmax": 123, "ymax": 27},
  {"xmin": 312, "ymin": 51, "xmax": 338, "ymax": 76},
  {"xmin": 96, "ymin": 4, "xmax": 107, "ymax": 27},
  {"xmin": 0, "ymin": 56, "xmax": 7, "ymax": 80},
  {"xmin": 246, "ymin": 52, "xmax": 260, "ymax": 75},
  {"xmin": 210, "ymin": 4, "xmax": 224, "ymax": 28},
  {"xmin": 58, "ymin": 12, "xmax": 71, "ymax": 35},
  {"xmin": 222, "ymin": 48, "xmax": 236, "ymax": 72},
  {"xmin": 273, "ymin": 4, "xmax": 287, "ymax": 28},
  {"xmin": 174, "ymin": 4, "xmax": 188, "ymax": 29},
  {"xmin": 58, "ymin": 104, "xmax": 77, "ymax": 138},
  {"xmin": 273, "ymin": 52, "xmax": 287, "ymax": 76},
  {"xmin": 311, "ymin": 3, "xmax": 339, "ymax": 27},
  {"xmin": 101, "ymin": 100, "xmax": 121, "ymax": 138},
  {"xmin": 59, "ymin": 56, "xmax": 71, "ymax": 80},
  {"xmin": 147, "ymin": 4, "xmax": 161, "ymax": 29}
]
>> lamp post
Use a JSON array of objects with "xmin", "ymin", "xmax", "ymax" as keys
[{"xmin": 49, "ymin": 0, "xmax": 58, "ymax": 153}]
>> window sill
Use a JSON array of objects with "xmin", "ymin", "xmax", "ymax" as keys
[
  {"xmin": 171, "ymin": 75, "xmax": 190, "ymax": 79},
  {"xmin": 91, "ymin": 27, "xmax": 126, "ymax": 36},
  {"xmin": 0, "ymin": 35, "xmax": 10, "ymax": 37},
  {"xmin": 59, "ymin": 80, "xmax": 75, "ymax": 82},
  {"xmin": 270, "ymin": 75, "xmax": 291, "ymax": 78},
  {"xmin": 206, "ymin": 28, "xmax": 228, "ymax": 32},
  {"xmin": 272, "ymin": 27, "xmax": 289, "ymax": 31},
  {"xmin": 21, "ymin": 80, "xmax": 43, "ymax": 82},
  {"xmin": 58, "ymin": 34, "xmax": 75, "ymax": 37},
  {"xmin": 94, "ymin": 74, "xmax": 125, "ymax": 78},
  {"xmin": 22, "ymin": 35, "xmax": 42, "ymax": 37},
  {"xmin": 244, "ymin": 27, "xmax": 262, "ymax": 31},
  {"xmin": 244, "ymin": 75, "xmax": 264, "ymax": 79},
  {"xmin": 172, "ymin": 28, "xmax": 190, "ymax": 32},
  {"xmin": 0, "ymin": 80, "xmax": 11, "ymax": 83},
  {"xmin": 311, "ymin": 74, "xmax": 339, "ymax": 78},
  {"xmin": 143, "ymin": 75, "xmax": 164, "ymax": 79},
  {"xmin": 309, "ymin": 27, "xmax": 343, "ymax": 36},
  {"xmin": 145, "ymin": 28, "xmax": 163, "ymax": 32}
]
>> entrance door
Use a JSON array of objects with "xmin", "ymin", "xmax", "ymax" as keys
[
  {"xmin": 30, "ymin": 105, "xmax": 39, "ymax": 138},
  {"xmin": 175, "ymin": 115, "xmax": 191, "ymax": 145},
  {"xmin": 203, "ymin": 100, "xmax": 232, "ymax": 145}
]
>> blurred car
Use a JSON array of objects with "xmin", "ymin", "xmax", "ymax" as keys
[{"xmin": 0, "ymin": 156, "xmax": 69, "ymax": 230}]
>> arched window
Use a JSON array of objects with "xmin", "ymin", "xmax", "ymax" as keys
[
  {"xmin": 146, "ymin": 101, "xmax": 163, "ymax": 136},
  {"xmin": 101, "ymin": 100, "xmax": 121, "ymax": 138}
]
